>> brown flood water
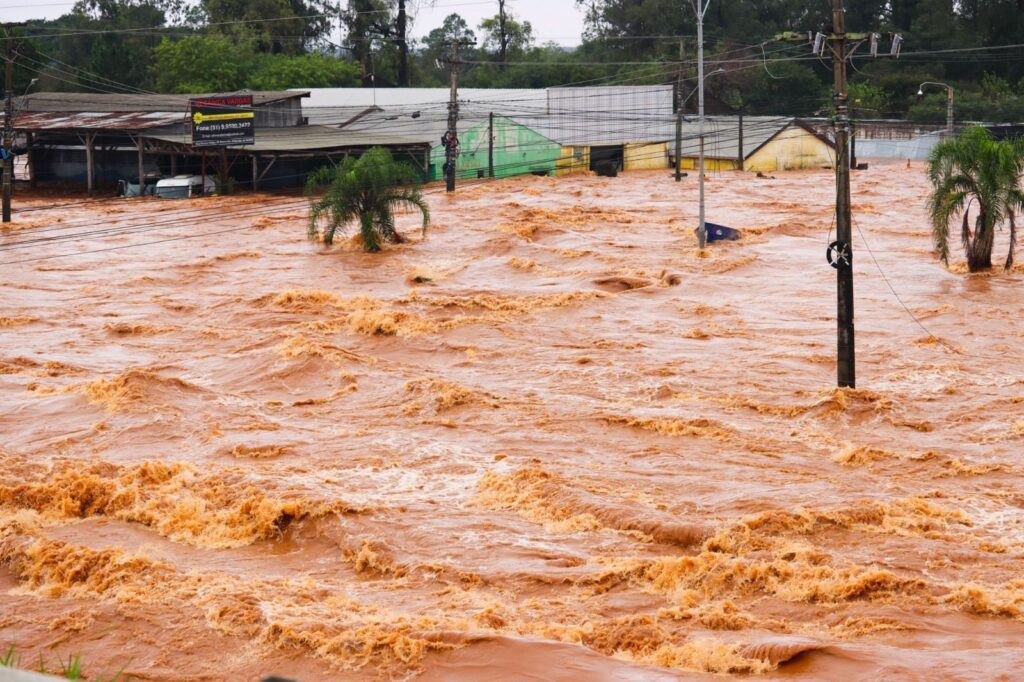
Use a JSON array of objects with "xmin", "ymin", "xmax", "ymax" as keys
[{"xmin": 1, "ymin": 163, "xmax": 1023, "ymax": 680}]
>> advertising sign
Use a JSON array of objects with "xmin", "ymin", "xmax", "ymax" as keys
[{"xmin": 190, "ymin": 95, "xmax": 255, "ymax": 148}]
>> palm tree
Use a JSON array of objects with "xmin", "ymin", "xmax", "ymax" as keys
[
  {"xmin": 306, "ymin": 147, "xmax": 430, "ymax": 253},
  {"xmin": 927, "ymin": 126, "xmax": 1024, "ymax": 272}
]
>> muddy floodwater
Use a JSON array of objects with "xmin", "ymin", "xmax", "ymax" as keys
[{"xmin": 1, "ymin": 163, "xmax": 1023, "ymax": 680}]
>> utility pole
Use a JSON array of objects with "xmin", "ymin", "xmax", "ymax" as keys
[
  {"xmin": 674, "ymin": 38, "xmax": 684, "ymax": 183},
  {"xmin": 497, "ymin": 0, "xmax": 508, "ymax": 69},
  {"xmin": 775, "ymin": 16, "xmax": 899, "ymax": 390},
  {"xmin": 831, "ymin": 0, "xmax": 855, "ymax": 388},
  {"xmin": 736, "ymin": 111, "xmax": 743, "ymax": 169},
  {"xmin": 692, "ymin": 0, "xmax": 710, "ymax": 248},
  {"xmin": 445, "ymin": 39, "xmax": 470, "ymax": 193},
  {"xmin": 396, "ymin": 0, "xmax": 408, "ymax": 87},
  {"xmin": 488, "ymin": 112, "xmax": 494, "ymax": 178},
  {"xmin": 3, "ymin": 26, "xmax": 14, "ymax": 223}
]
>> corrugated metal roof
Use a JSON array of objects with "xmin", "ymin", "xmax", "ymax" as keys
[
  {"xmin": 524, "ymin": 115, "xmax": 824, "ymax": 160},
  {"xmin": 297, "ymin": 87, "xmax": 547, "ymax": 111},
  {"xmin": 14, "ymin": 110, "xmax": 186, "ymax": 131},
  {"xmin": 304, "ymin": 105, "xmax": 382, "ymax": 127},
  {"xmin": 18, "ymin": 90, "xmax": 308, "ymax": 113},
  {"xmin": 337, "ymin": 109, "xmax": 480, "ymax": 144},
  {"xmin": 144, "ymin": 124, "xmax": 433, "ymax": 152},
  {"xmin": 547, "ymin": 86, "xmax": 673, "ymax": 114},
  {"xmin": 322, "ymin": 108, "xmax": 815, "ymax": 161},
  {"xmin": 678, "ymin": 117, "xmax": 832, "ymax": 160}
]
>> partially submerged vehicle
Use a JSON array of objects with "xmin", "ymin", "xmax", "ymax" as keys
[
  {"xmin": 154, "ymin": 175, "xmax": 215, "ymax": 199},
  {"xmin": 119, "ymin": 174, "xmax": 214, "ymax": 198}
]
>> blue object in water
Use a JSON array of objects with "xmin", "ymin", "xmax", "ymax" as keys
[{"xmin": 703, "ymin": 222, "xmax": 742, "ymax": 242}]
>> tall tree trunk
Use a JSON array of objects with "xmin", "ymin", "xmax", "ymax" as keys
[
  {"xmin": 967, "ymin": 211, "xmax": 994, "ymax": 271},
  {"xmin": 1006, "ymin": 210, "xmax": 1017, "ymax": 270},
  {"xmin": 498, "ymin": 0, "xmax": 507, "ymax": 70},
  {"xmin": 396, "ymin": 0, "xmax": 408, "ymax": 87},
  {"xmin": 360, "ymin": 212, "xmax": 381, "ymax": 252}
]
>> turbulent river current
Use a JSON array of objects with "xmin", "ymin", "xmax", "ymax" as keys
[{"xmin": 1, "ymin": 163, "xmax": 1023, "ymax": 680}]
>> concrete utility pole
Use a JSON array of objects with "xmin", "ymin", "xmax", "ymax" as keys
[
  {"xmin": 674, "ymin": 38, "xmax": 684, "ymax": 183},
  {"xmin": 693, "ymin": 0, "xmax": 710, "ymax": 247},
  {"xmin": 3, "ymin": 27, "xmax": 14, "ymax": 223},
  {"xmin": 445, "ymin": 39, "xmax": 470, "ymax": 192},
  {"xmin": 831, "ymin": 0, "xmax": 855, "ymax": 388},
  {"xmin": 736, "ymin": 111, "xmax": 743, "ymax": 169}
]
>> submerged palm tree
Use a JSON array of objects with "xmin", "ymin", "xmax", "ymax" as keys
[
  {"xmin": 927, "ymin": 126, "xmax": 1024, "ymax": 272},
  {"xmin": 306, "ymin": 147, "xmax": 430, "ymax": 253}
]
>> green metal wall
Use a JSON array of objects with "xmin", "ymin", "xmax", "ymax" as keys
[{"xmin": 428, "ymin": 116, "xmax": 560, "ymax": 181}]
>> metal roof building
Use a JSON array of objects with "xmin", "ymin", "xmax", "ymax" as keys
[
  {"xmin": 299, "ymin": 88, "xmax": 831, "ymax": 175},
  {"xmin": 11, "ymin": 90, "xmax": 437, "ymax": 192},
  {"xmin": 13, "ymin": 90, "xmax": 313, "ymax": 191}
]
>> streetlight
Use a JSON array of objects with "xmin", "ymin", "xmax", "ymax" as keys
[
  {"xmin": 917, "ymin": 81, "xmax": 953, "ymax": 137},
  {"xmin": 692, "ymin": 0, "xmax": 713, "ymax": 248},
  {"xmin": 696, "ymin": 66, "xmax": 724, "ymax": 249}
]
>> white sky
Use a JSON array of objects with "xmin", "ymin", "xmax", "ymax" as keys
[
  {"xmin": 0, "ymin": 0, "xmax": 588, "ymax": 46},
  {"xmin": 409, "ymin": 0, "xmax": 587, "ymax": 45}
]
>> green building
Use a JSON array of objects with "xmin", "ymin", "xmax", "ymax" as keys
[{"xmin": 428, "ymin": 115, "xmax": 560, "ymax": 181}]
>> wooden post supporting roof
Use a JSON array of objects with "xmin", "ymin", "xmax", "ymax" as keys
[
  {"xmin": 26, "ymin": 131, "xmax": 35, "ymax": 189},
  {"xmin": 84, "ymin": 132, "xmax": 95, "ymax": 194},
  {"xmin": 136, "ymin": 134, "xmax": 144, "ymax": 195}
]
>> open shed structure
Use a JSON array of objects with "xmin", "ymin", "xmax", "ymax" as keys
[
  {"xmin": 12, "ymin": 91, "xmax": 433, "ymax": 192},
  {"xmin": 14, "ymin": 91, "xmax": 309, "ymax": 192}
]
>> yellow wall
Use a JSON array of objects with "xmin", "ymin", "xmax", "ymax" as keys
[
  {"xmin": 556, "ymin": 126, "xmax": 833, "ymax": 177},
  {"xmin": 556, "ymin": 146, "xmax": 590, "ymax": 176},
  {"xmin": 624, "ymin": 142, "xmax": 670, "ymax": 170},
  {"xmin": 676, "ymin": 157, "xmax": 740, "ymax": 171},
  {"xmin": 744, "ymin": 126, "xmax": 835, "ymax": 171},
  {"xmin": 558, "ymin": 143, "xmax": 671, "ymax": 174}
]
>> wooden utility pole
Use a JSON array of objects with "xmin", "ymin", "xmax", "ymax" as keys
[
  {"xmin": 773, "ymin": 16, "xmax": 899, "ymax": 389},
  {"xmin": 445, "ymin": 39, "xmax": 469, "ymax": 193},
  {"xmin": 396, "ymin": 0, "xmax": 408, "ymax": 87},
  {"xmin": 497, "ymin": 0, "xmax": 508, "ymax": 69},
  {"xmin": 831, "ymin": 0, "xmax": 855, "ymax": 388},
  {"xmin": 3, "ymin": 27, "xmax": 14, "ymax": 223}
]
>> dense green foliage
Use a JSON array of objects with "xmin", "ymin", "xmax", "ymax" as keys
[
  {"xmin": 152, "ymin": 36, "xmax": 359, "ymax": 91},
  {"xmin": 8, "ymin": 0, "xmax": 1024, "ymax": 121},
  {"xmin": 927, "ymin": 126, "xmax": 1024, "ymax": 271},
  {"xmin": 306, "ymin": 147, "xmax": 429, "ymax": 252}
]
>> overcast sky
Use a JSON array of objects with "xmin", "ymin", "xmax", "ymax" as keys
[{"xmin": 0, "ymin": 0, "xmax": 589, "ymax": 46}]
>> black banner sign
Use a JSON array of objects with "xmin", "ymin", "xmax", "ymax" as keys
[{"xmin": 190, "ymin": 95, "xmax": 255, "ymax": 148}]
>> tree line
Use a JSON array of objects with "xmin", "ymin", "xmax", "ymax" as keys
[{"xmin": 8, "ymin": 0, "xmax": 1024, "ymax": 122}]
